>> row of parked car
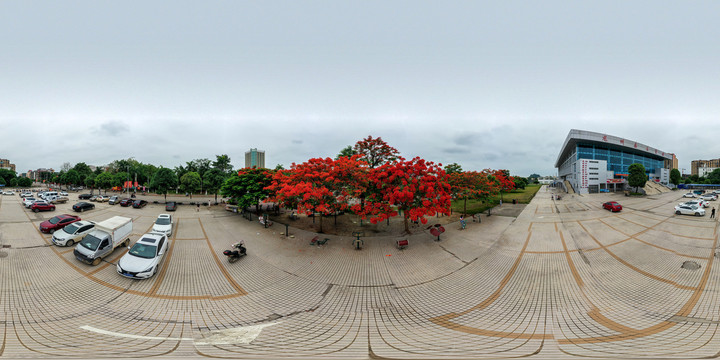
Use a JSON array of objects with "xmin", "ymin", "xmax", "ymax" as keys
[
  {"xmin": 40, "ymin": 213, "xmax": 174, "ymax": 279},
  {"xmin": 676, "ymin": 190, "xmax": 719, "ymax": 216}
]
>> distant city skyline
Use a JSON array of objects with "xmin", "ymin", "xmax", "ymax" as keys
[{"xmin": 2, "ymin": 1, "xmax": 720, "ymax": 176}]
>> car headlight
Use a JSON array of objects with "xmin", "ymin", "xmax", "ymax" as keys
[{"xmin": 142, "ymin": 266, "xmax": 154, "ymax": 273}]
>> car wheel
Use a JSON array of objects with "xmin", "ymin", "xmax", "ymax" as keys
[
  {"xmin": 91, "ymin": 257, "xmax": 102, "ymax": 266},
  {"xmin": 123, "ymin": 239, "xmax": 129, "ymax": 247},
  {"xmin": 80, "ymin": 208, "xmax": 84, "ymax": 212},
  {"xmin": 33, "ymin": 208, "xmax": 38, "ymax": 212},
  {"xmin": 676, "ymin": 210, "xmax": 681, "ymax": 215},
  {"xmin": 696, "ymin": 212, "xmax": 702, "ymax": 217},
  {"xmin": 66, "ymin": 240, "xmax": 74, "ymax": 247}
]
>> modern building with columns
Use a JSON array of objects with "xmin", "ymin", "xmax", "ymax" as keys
[{"xmin": 555, "ymin": 129, "xmax": 674, "ymax": 194}]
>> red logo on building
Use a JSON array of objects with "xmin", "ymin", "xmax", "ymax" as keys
[
  {"xmin": 620, "ymin": 139, "xmax": 624, "ymax": 144},
  {"xmin": 602, "ymin": 136, "xmax": 607, "ymax": 141},
  {"xmin": 634, "ymin": 143, "xmax": 637, "ymax": 148}
]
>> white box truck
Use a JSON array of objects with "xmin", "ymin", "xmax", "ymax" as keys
[{"xmin": 74, "ymin": 216, "xmax": 133, "ymax": 266}]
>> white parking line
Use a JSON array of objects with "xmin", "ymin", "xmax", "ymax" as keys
[{"xmin": 81, "ymin": 322, "xmax": 279, "ymax": 345}]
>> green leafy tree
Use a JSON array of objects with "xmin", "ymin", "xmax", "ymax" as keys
[
  {"xmin": 513, "ymin": 176, "xmax": 528, "ymax": 189},
  {"xmin": 0, "ymin": 177, "xmax": 5, "ymax": 186},
  {"xmin": 95, "ymin": 172, "xmax": 114, "ymax": 194},
  {"xmin": 203, "ymin": 168, "xmax": 227, "ymax": 202},
  {"xmin": 150, "ymin": 167, "xmax": 179, "ymax": 201},
  {"xmin": 669, "ymin": 168, "xmax": 682, "ymax": 186},
  {"xmin": 627, "ymin": 163, "xmax": 647, "ymax": 193},
  {"xmin": 443, "ymin": 163, "xmax": 463, "ymax": 174},
  {"xmin": 112, "ymin": 172, "xmax": 128, "ymax": 189},
  {"xmin": 221, "ymin": 168, "xmax": 273, "ymax": 212},
  {"xmin": 179, "ymin": 172, "xmax": 202, "ymax": 198},
  {"xmin": 84, "ymin": 173, "xmax": 96, "ymax": 193},
  {"xmin": 274, "ymin": 164, "xmax": 284, "ymax": 170},
  {"xmin": 17, "ymin": 177, "xmax": 33, "ymax": 187},
  {"xmin": 63, "ymin": 169, "xmax": 81, "ymax": 187},
  {"xmin": 705, "ymin": 169, "xmax": 720, "ymax": 184},
  {"xmin": 212, "ymin": 154, "xmax": 233, "ymax": 174},
  {"xmin": 72, "ymin": 162, "xmax": 92, "ymax": 179},
  {"xmin": 336, "ymin": 145, "xmax": 357, "ymax": 159},
  {"xmin": 0, "ymin": 169, "xmax": 17, "ymax": 185},
  {"xmin": 9, "ymin": 178, "xmax": 18, "ymax": 187}
]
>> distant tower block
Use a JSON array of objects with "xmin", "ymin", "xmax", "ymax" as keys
[{"xmin": 245, "ymin": 148, "xmax": 265, "ymax": 169}]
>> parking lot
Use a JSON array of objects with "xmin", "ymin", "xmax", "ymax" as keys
[{"xmin": 1, "ymin": 187, "xmax": 719, "ymax": 359}]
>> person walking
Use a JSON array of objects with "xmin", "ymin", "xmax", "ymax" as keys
[{"xmin": 712, "ymin": 207, "xmax": 716, "ymax": 219}]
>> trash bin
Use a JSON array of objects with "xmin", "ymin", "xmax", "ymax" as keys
[{"xmin": 512, "ymin": 199, "xmax": 517, "ymax": 204}]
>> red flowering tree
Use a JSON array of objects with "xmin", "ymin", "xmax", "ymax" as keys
[
  {"xmin": 449, "ymin": 171, "xmax": 495, "ymax": 215},
  {"xmin": 266, "ymin": 156, "xmax": 366, "ymax": 232},
  {"xmin": 492, "ymin": 169, "xmax": 515, "ymax": 203},
  {"xmin": 359, "ymin": 157, "xmax": 451, "ymax": 233},
  {"xmin": 353, "ymin": 135, "xmax": 400, "ymax": 168}
]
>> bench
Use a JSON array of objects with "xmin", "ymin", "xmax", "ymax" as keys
[
  {"xmin": 396, "ymin": 239, "xmax": 409, "ymax": 250},
  {"xmin": 310, "ymin": 236, "xmax": 329, "ymax": 246}
]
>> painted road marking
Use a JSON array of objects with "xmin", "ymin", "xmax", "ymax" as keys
[{"xmin": 81, "ymin": 322, "xmax": 279, "ymax": 345}]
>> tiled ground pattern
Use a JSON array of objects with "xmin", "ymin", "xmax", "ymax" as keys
[{"xmin": 0, "ymin": 188, "xmax": 718, "ymax": 359}]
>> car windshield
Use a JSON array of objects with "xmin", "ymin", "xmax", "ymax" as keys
[
  {"xmin": 80, "ymin": 235, "xmax": 101, "ymax": 251},
  {"xmin": 155, "ymin": 218, "xmax": 171, "ymax": 225},
  {"xmin": 63, "ymin": 224, "xmax": 80, "ymax": 234},
  {"xmin": 49, "ymin": 217, "xmax": 61, "ymax": 225},
  {"xmin": 129, "ymin": 243, "xmax": 157, "ymax": 259}
]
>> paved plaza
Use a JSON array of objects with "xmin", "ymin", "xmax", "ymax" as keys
[{"xmin": 0, "ymin": 187, "xmax": 719, "ymax": 359}]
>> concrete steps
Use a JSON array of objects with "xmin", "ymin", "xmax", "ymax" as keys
[{"xmin": 564, "ymin": 180, "xmax": 575, "ymax": 194}]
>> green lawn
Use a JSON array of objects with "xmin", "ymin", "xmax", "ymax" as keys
[{"xmin": 451, "ymin": 184, "xmax": 542, "ymax": 215}]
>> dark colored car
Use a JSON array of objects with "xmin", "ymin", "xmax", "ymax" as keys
[
  {"xmin": 165, "ymin": 201, "xmax": 177, "ymax": 211},
  {"xmin": 132, "ymin": 199, "xmax": 148, "ymax": 208},
  {"xmin": 31, "ymin": 201, "xmax": 56, "ymax": 213},
  {"xmin": 602, "ymin": 201, "xmax": 622, "ymax": 212},
  {"xmin": 78, "ymin": 193, "xmax": 92, "ymax": 200},
  {"xmin": 72, "ymin": 202, "xmax": 95, "ymax": 212},
  {"xmin": 119, "ymin": 198, "xmax": 134, "ymax": 207},
  {"xmin": 39, "ymin": 214, "xmax": 81, "ymax": 233}
]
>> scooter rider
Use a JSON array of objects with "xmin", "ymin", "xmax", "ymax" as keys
[{"xmin": 232, "ymin": 240, "xmax": 247, "ymax": 255}]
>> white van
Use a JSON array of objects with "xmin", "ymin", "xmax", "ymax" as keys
[{"xmin": 41, "ymin": 191, "xmax": 58, "ymax": 200}]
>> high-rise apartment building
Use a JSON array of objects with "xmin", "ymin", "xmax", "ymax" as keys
[
  {"xmin": 691, "ymin": 159, "xmax": 720, "ymax": 177},
  {"xmin": 245, "ymin": 148, "xmax": 265, "ymax": 169},
  {"xmin": 0, "ymin": 158, "xmax": 16, "ymax": 172}
]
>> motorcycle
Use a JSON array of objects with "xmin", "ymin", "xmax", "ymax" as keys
[{"xmin": 223, "ymin": 241, "xmax": 247, "ymax": 263}]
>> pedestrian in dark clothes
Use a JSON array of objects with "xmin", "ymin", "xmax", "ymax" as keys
[{"xmin": 711, "ymin": 207, "xmax": 715, "ymax": 219}]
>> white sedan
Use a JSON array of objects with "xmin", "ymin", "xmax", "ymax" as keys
[
  {"xmin": 117, "ymin": 232, "xmax": 169, "ymax": 279},
  {"xmin": 23, "ymin": 197, "xmax": 39, "ymax": 207},
  {"xmin": 683, "ymin": 193, "xmax": 697, "ymax": 198},
  {"xmin": 680, "ymin": 200, "xmax": 709, "ymax": 208},
  {"xmin": 675, "ymin": 204, "xmax": 705, "ymax": 216},
  {"xmin": 700, "ymin": 194, "xmax": 717, "ymax": 201},
  {"xmin": 2, "ymin": 190, "xmax": 14, "ymax": 195},
  {"xmin": 152, "ymin": 214, "xmax": 173, "ymax": 236}
]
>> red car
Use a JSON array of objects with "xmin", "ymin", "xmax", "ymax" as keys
[
  {"xmin": 39, "ymin": 214, "xmax": 81, "ymax": 234},
  {"xmin": 31, "ymin": 201, "xmax": 56, "ymax": 213},
  {"xmin": 119, "ymin": 198, "xmax": 134, "ymax": 207},
  {"xmin": 602, "ymin": 201, "xmax": 622, "ymax": 212}
]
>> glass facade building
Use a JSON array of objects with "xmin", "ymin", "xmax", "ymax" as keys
[
  {"xmin": 576, "ymin": 143, "xmax": 664, "ymax": 177},
  {"xmin": 556, "ymin": 130, "xmax": 673, "ymax": 194}
]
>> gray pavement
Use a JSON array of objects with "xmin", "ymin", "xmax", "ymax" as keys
[{"xmin": 0, "ymin": 186, "xmax": 719, "ymax": 359}]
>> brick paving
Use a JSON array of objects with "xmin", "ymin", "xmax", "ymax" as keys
[{"xmin": 0, "ymin": 187, "xmax": 719, "ymax": 359}]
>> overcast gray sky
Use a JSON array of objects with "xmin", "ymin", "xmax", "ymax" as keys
[{"xmin": 2, "ymin": 1, "xmax": 718, "ymax": 176}]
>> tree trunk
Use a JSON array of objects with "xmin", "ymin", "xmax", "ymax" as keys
[
  {"xmin": 404, "ymin": 212, "xmax": 410, "ymax": 233},
  {"xmin": 463, "ymin": 197, "xmax": 467, "ymax": 215},
  {"xmin": 319, "ymin": 214, "xmax": 324, "ymax": 233}
]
